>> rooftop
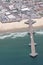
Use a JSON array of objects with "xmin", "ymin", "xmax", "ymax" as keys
[{"xmin": 0, "ymin": 0, "xmax": 43, "ymax": 23}]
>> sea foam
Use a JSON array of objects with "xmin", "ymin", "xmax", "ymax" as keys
[
  {"xmin": 0, "ymin": 31, "xmax": 43, "ymax": 39},
  {"xmin": 35, "ymin": 31, "xmax": 43, "ymax": 35},
  {"xmin": 0, "ymin": 32, "xmax": 28, "ymax": 39}
]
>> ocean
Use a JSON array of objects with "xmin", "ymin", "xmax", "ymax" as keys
[{"xmin": 0, "ymin": 31, "xmax": 43, "ymax": 65}]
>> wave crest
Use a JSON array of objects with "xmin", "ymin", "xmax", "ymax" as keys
[
  {"xmin": 0, "ymin": 32, "xmax": 28, "ymax": 39},
  {"xmin": 35, "ymin": 31, "xmax": 43, "ymax": 35}
]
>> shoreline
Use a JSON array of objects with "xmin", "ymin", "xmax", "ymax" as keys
[
  {"xmin": 0, "ymin": 17, "xmax": 43, "ymax": 34},
  {"xmin": 0, "ymin": 26, "xmax": 43, "ymax": 33}
]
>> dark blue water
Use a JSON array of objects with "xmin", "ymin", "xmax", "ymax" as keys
[{"xmin": 0, "ymin": 32, "xmax": 43, "ymax": 65}]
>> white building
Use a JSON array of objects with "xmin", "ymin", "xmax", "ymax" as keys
[
  {"xmin": 8, "ymin": 14, "xmax": 16, "ymax": 19},
  {"xmin": 9, "ymin": 5, "xmax": 14, "ymax": 10}
]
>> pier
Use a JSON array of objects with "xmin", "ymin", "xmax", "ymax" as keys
[
  {"xmin": 25, "ymin": 18, "xmax": 38, "ymax": 57},
  {"xmin": 29, "ymin": 29, "xmax": 38, "ymax": 57},
  {"xmin": 29, "ymin": 20, "xmax": 38, "ymax": 57}
]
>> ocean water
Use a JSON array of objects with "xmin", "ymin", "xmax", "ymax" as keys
[{"xmin": 0, "ymin": 31, "xmax": 43, "ymax": 65}]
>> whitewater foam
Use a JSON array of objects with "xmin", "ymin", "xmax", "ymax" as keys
[
  {"xmin": 0, "ymin": 32, "xmax": 28, "ymax": 39},
  {"xmin": 35, "ymin": 31, "xmax": 43, "ymax": 35},
  {"xmin": 0, "ymin": 31, "xmax": 43, "ymax": 39}
]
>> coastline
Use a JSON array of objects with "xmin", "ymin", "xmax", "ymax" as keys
[{"xmin": 0, "ymin": 17, "xmax": 43, "ymax": 33}]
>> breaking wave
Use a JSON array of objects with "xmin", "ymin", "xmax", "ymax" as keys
[
  {"xmin": 0, "ymin": 30, "xmax": 43, "ymax": 39},
  {"xmin": 0, "ymin": 32, "xmax": 28, "ymax": 39},
  {"xmin": 35, "ymin": 31, "xmax": 43, "ymax": 35}
]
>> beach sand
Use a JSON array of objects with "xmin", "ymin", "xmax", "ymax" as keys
[{"xmin": 0, "ymin": 17, "xmax": 43, "ymax": 33}]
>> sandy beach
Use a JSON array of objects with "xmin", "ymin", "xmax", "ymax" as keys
[{"xmin": 0, "ymin": 17, "xmax": 43, "ymax": 33}]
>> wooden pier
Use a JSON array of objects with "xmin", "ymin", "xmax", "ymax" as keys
[{"xmin": 25, "ymin": 18, "xmax": 38, "ymax": 57}]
